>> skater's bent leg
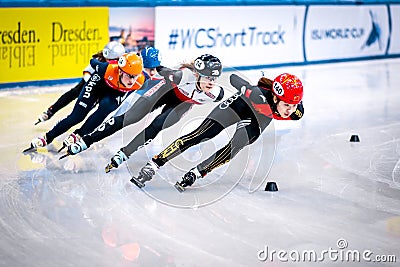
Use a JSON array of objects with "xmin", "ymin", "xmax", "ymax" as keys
[
  {"xmin": 198, "ymin": 121, "xmax": 261, "ymax": 176},
  {"xmin": 121, "ymin": 123, "xmax": 158, "ymax": 157},
  {"xmin": 75, "ymin": 95, "xmax": 119, "ymax": 137},
  {"xmin": 81, "ymin": 96, "xmax": 162, "ymax": 149},
  {"xmin": 45, "ymin": 104, "xmax": 89, "ymax": 143},
  {"xmin": 81, "ymin": 115, "xmax": 124, "ymax": 147},
  {"xmin": 46, "ymin": 83, "xmax": 98, "ymax": 143},
  {"xmin": 152, "ymin": 118, "xmax": 226, "ymax": 167},
  {"xmin": 122, "ymin": 97, "xmax": 157, "ymax": 127},
  {"xmin": 122, "ymin": 103, "xmax": 191, "ymax": 157},
  {"xmin": 50, "ymin": 79, "xmax": 85, "ymax": 114}
]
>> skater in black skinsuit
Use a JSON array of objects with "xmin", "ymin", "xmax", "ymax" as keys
[
  {"xmin": 24, "ymin": 52, "xmax": 146, "ymax": 153},
  {"xmin": 58, "ymin": 46, "xmax": 163, "ymax": 151},
  {"xmin": 63, "ymin": 54, "xmax": 225, "ymax": 173},
  {"xmin": 130, "ymin": 73, "xmax": 304, "ymax": 190},
  {"xmin": 35, "ymin": 45, "xmax": 162, "ymax": 152},
  {"xmin": 35, "ymin": 41, "xmax": 126, "ymax": 125}
]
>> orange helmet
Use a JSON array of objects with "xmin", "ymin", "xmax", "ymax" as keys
[
  {"xmin": 118, "ymin": 53, "xmax": 143, "ymax": 76},
  {"xmin": 272, "ymin": 73, "xmax": 303, "ymax": 104}
]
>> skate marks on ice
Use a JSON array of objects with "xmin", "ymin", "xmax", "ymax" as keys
[
  {"xmin": 124, "ymin": 124, "xmax": 277, "ymax": 209},
  {"xmin": 5, "ymin": 147, "xmax": 180, "ymax": 266},
  {"xmin": 8, "ymin": 145, "xmax": 261, "ymax": 267},
  {"xmin": 1, "ymin": 60, "xmax": 400, "ymax": 266},
  {"xmin": 317, "ymin": 122, "xmax": 400, "ymax": 190}
]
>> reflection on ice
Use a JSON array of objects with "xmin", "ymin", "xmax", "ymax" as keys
[{"xmin": 1, "ymin": 59, "xmax": 400, "ymax": 266}]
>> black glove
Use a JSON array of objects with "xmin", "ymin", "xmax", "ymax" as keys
[
  {"xmin": 289, "ymin": 102, "xmax": 304, "ymax": 120},
  {"xmin": 229, "ymin": 74, "xmax": 251, "ymax": 93},
  {"xmin": 156, "ymin": 66, "xmax": 183, "ymax": 84}
]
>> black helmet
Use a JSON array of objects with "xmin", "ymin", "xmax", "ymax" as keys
[{"xmin": 194, "ymin": 54, "xmax": 222, "ymax": 77}]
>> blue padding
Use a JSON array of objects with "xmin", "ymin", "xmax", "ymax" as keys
[
  {"xmin": 2, "ymin": 0, "xmax": 400, "ymax": 8},
  {"xmin": 2, "ymin": 53, "xmax": 400, "ymax": 90},
  {"xmin": 0, "ymin": 78, "xmax": 81, "ymax": 90}
]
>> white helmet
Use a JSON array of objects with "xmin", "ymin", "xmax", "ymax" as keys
[{"xmin": 103, "ymin": 41, "xmax": 125, "ymax": 60}]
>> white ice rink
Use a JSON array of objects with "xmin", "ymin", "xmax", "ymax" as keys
[{"xmin": 1, "ymin": 59, "xmax": 399, "ymax": 266}]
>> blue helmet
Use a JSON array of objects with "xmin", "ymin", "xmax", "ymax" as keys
[{"xmin": 141, "ymin": 47, "xmax": 161, "ymax": 68}]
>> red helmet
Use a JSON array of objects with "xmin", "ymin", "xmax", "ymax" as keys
[{"xmin": 272, "ymin": 73, "xmax": 303, "ymax": 104}]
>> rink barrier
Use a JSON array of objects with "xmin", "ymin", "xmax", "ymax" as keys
[
  {"xmin": 2, "ymin": 0, "xmax": 400, "ymax": 7},
  {"xmin": 154, "ymin": 4, "xmax": 400, "ymax": 68},
  {"xmin": 1, "ymin": 2, "xmax": 400, "ymax": 89},
  {"xmin": 0, "ymin": 7, "xmax": 109, "ymax": 86}
]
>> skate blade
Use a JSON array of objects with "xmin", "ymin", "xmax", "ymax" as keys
[
  {"xmin": 105, "ymin": 163, "xmax": 114, "ymax": 173},
  {"xmin": 130, "ymin": 176, "xmax": 145, "ymax": 188},
  {"xmin": 57, "ymin": 144, "xmax": 66, "ymax": 153},
  {"xmin": 174, "ymin": 182, "xmax": 186, "ymax": 193},
  {"xmin": 59, "ymin": 152, "xmax": 70, "ymax": 160},
  {"xmin": 34, "ymin": 119, "xmax": 41, "ymax": 125},
  {"xmin": 23, "ymin": 145, "xmax": 36, "ymax": 154}
]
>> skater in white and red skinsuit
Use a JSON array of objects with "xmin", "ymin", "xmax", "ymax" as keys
[
  {"xmin": 63, "ymin": 54, "xmax": 225, "ymax": 172},
  {"xmin": 131, "ymin": 73, "xmax": 304, "ymax": 190}
]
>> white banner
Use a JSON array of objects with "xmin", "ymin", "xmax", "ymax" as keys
[
  {"xmin": 389, "ymin": 5, "xmax": 400, "ymax": 54},
  {"xmin": 155, "ymin": 6, "xmax": 305, "ymax": 69},
  {"xmin": 304, "ymin": 5, "xmax": 390, "ymax": 61}
]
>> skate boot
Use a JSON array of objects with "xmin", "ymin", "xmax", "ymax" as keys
[
  {"xmin": 23, "ymin": 136, "xmax": 47, "ymax": 153},
  {"xmin": 105, "ymin": 150, "xmax": 128, "ymax": 173},
  {"xmin": 35, "ymin": 108, "xmax": 53, "ymax": 125},
  {"xmin": 130, "ymin": 160, "xmax": 159, "ymax": 188},
  {"xmin": 59, "ymin": 139, "xmax": 88, "ymax": 160},
  {"xmin": 58, "ymin": 133, "xmax": 80, "ymax": 152},
  {"xmin": 174, "ymin": 167, "xmax": 202, "ymax": 193}
]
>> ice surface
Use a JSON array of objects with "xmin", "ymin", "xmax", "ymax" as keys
[{"xmin": 0, "ymin": 59, "xmax": 399, "ymax": 266}]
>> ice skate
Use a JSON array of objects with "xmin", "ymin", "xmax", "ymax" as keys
[
  {"xmin": 59, "ymin": 139, "xmax": 87, "ymax": 160},
  {"xmin": 174, "ymin": 167, "xmax": 202, "ymax": 193},
  {"xmin": 105, "ymin": 150, "xmax": 128, "ymax": 173},
  {"xmin": 34, "ymin": 109, "xmax": 53, "ymax": 125},
  {"xmin": 23, "ymin": 136, "xmax": 47, "ymax": 153},
  {"xmin": 130, "ymin": 161, "xmax": 159, "ymax": 188},
  {"xmin": 58, "ymin": 133, "xmax": 80, "ymax": 153}
]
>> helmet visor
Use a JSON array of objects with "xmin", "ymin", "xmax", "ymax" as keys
[
  {"xmin": 199, "ymin": 73, "xmax": 218, "ymax": 82},
  {"xmin": 121, "ymin": 70, "xmax": 139, "ymax": 80}
]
